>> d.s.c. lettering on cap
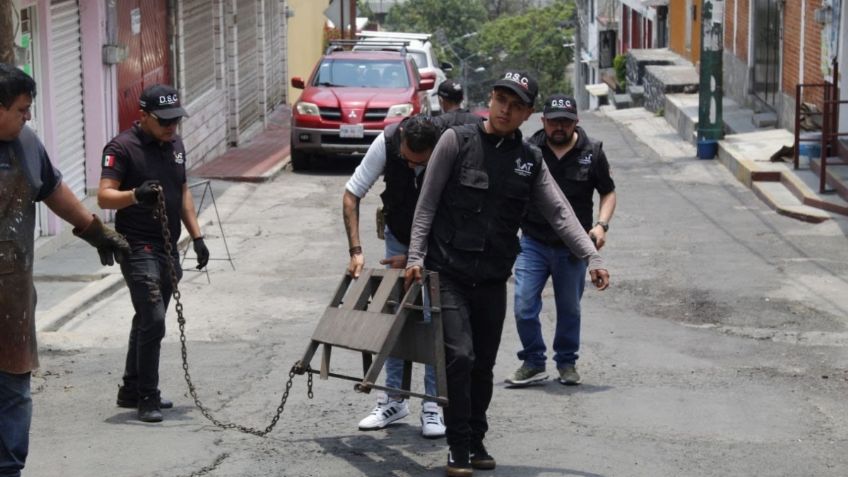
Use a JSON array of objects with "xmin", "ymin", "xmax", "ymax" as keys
[
  {"xmin": 551, "ymin": 98, "xmax": 573, "ymax": 109},
  {"xmin": 503, "ymin": 71, "xmax": 530, "ymax": 90},
  {"xmin": 158, "ymin": 94, "xmax": 179, "ymax": 106}
]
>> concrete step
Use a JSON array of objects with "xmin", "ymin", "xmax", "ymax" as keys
[
  {"xmin": 781, "ymin": 167, "xmax": 848, "ymax": 216},
  {"xmin": 752, "ymin": 112, "xmax": 778, "ymax": 128},
  {"xmin": 810, "ymin": 158, "xmax": 848, "ymax": 203},
  {"xmin": 751, "ymin": 180, "xmax": 831, "ymax": 223},
  {"xmin": 612, "ymin": 93, "xmax": 633, "ymax": 109},
  {"xmin": 723, "ymin": 108, "xmax": 759, "ymax": 135}
]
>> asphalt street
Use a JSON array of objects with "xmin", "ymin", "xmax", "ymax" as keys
[{"xmin": 25, "ymin": 112, "xmax": 848, "ymax": 477}]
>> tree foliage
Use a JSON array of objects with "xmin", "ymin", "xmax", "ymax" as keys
[
  {"xmin": 481, "ymin": 0, "xmax": 540, "ymax": 20},
  {"xmin": 384, "ymin": 0, "xmax": 488, "ymax": 43},
  {"xmin": 473, "ymin": 0, "xmax": 574, "ymax": 105}
]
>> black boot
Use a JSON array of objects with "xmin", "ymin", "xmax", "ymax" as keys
[
  {"xmin": 470, "ymin": 440, "xmax": 496, "ymax": 470},
  {"xmin": 137, "ymin": 395, "xmax": 163, "ymax": 423},
  {"xmin": 446, "ymin": 445, "xmax": 472, "ymax": 477},
  {"xmin": 117, "ymin": 386, "xmax": 173, "ymax": 409}
]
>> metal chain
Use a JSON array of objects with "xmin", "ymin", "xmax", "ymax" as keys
[{"xmin": 153, "ymin": 186, "xmax": 313, "ymax": 437}]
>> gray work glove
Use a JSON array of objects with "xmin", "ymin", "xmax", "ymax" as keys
[{"xmin": 73, "ymin": 215, "xmax": 130, "ymax": 266}]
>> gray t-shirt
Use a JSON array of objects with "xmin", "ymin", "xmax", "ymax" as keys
[
  {"xmin": 407, "ymin": 128, "xmax": 604, "ymax": 271},
  {"xmin": 0, "ymin": 125, "xmax": 62, "ymax": 202}
]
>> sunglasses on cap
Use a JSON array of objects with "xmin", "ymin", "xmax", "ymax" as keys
[{"xmin": 149, "ymin": 113, "xmax": 182, "ymax": 127}]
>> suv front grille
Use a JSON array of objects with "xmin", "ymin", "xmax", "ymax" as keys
[
  {"xmin": 320, "ymin": 107, "xmax": 341, "ymax": 120},
  {"xmin": 364, "ymin": 108, "xmax": 388, "ymax": 121},
  {"xmin": 319, "ymin": 108, "xmax": 389, "ymax": 122},
  {"xmin": 321, "ymin": 134, "xmax": 374, "ymax": 146}
]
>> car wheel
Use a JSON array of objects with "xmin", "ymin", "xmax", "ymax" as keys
[{"xmin": 290, "ymin": 138, "xmax": 311, "ymax": 171}]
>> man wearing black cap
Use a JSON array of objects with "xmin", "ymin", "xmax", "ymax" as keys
[
  {"xmin": 97, "ymin": 84, "xmax": 209, "ymax": 423},
  {"xmin": 405, "ymin": 72, "xmax": 611, "ymax": 476},
  {"xmin": 505, "ymin": 94, "xmax": 616, "ymax": 389},
  {"xmin": 432, "ymin": 80, "xmax": 482, "ymax": 132}
]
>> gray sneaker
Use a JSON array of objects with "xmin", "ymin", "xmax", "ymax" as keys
[
  {"xmin": 505, "ymin": 365, "xmax": 548, "ymax": 387},
  {"xmin": 558, "ymin": 365, "xmax": 581, "ymax": 385}
]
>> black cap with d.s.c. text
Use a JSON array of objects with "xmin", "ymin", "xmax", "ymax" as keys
[
  {"xmin": 492, "ymin": 70, "xmax": 538, "ymax": 106},
  {"xmin": 139, "ymin": 84, "xmax": 189, "ymax": 119},
  {"xmin": 543, "ymin": 94, "xmax": 578, "ymax": 120}
]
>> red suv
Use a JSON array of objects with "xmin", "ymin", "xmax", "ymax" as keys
[{"xmin": 289, "ymin": 48, "xmax": 434, "ymax": 170}]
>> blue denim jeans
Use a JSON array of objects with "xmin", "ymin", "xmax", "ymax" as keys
[
  {"xmin": 0, "ymin": 371, "xmax": 31, "ymax": 477},
  {"xmin": 513, "ymin": 235, "xmax": 587, "ymax": 370},
  {"xmin": 383, "ymin": 227, "xmax": 437, "ymax": 401}
]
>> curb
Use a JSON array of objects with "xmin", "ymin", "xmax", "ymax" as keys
[
  {"xmin": 39, "ymin": 182, "xmax": 235, "ymax": 332},
  {"xmin": 38, "ymin": 274, "xmax": 126, "ymax": 332}
]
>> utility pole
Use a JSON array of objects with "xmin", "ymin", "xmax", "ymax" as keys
[
  {"xmin": 696, "ymin": 0, "xmax": 725, "ymax": 158},
  {"xmin": 349, "ymin": 0, "xmax": 356, "ymax": 38},
  {"xmin": 0, "ymin": 0, "xmax": 15, "ymax": 64},
  {"xmin": 573, "ymin": 0, "xmax": 587, "ymax": 110}
]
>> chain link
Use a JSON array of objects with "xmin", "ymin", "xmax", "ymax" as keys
[{"xmin": 153, "ymin": 186, "xmax": 313, "ymax": 437}]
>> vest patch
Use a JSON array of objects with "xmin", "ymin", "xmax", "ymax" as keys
[{"xmin": 514, "ymin": 157, "xmax": 533, "ymax": 177}]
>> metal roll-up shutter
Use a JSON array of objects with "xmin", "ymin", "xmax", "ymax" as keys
[
  {"xmin": 182, "ymin": 0, "xmax": 217, "ymax": 104},
  {"xmin": 263, "ymin": 0, "xmax": 283, "ymax": 111},
  {"xmin": 50, "ymin": 0, "xmax": 86, "ymax": 198},
  {"xmin": 237, "ymin": 0, "xmax": 260, "ymax": 131}
]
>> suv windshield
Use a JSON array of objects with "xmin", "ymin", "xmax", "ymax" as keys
[
  {"xmin": 314, "ymin": 59, "xmax": 410, "ymax": 88},
  {"xmin": 407, "ymin": 52, "xmax": 429, "ymax": 69}
]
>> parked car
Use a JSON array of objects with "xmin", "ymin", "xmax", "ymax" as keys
[
  {"xmin": 354, "ymin": 31, "xmax": 453, "ymax": 114},
  {"xmin": 290, "ymin": 46, "xmax": 435, "ymax": 170}
]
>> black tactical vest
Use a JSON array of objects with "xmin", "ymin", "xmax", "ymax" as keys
[
  {"xmin": 425, "ymin": 124, "xmax": 543, "ymax": 284},
  {"xmin": 379, "ymin": 121, "xmax": 422, "ymax": 246},
  {"xmin": 522, "ymin": 128, "xmax": 601, "ymax": 245},
  {"xmin": 433, "ymin": 109, "xmax": 483, "ymax": 133}
]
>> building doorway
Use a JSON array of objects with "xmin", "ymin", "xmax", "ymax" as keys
[{"xmin": 752, "ymin": 0, "xmax": 781, "ymax": 109}]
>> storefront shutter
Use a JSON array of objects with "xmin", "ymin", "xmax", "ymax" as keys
[
  {"xmin": 263, "ymin": 0, "xmax": 284, "ymax": 111},
  {"xmin": 50, "ymin": 0, "xmax": 86, "ymax": 198},
  {"xmin": 182, "ymin": 0, "xmax": 217, "ymax": 104},
  {"xmin": 237, "ymin": 0, "xmax": 260, "ymax": 132}
]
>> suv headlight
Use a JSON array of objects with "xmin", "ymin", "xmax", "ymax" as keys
[
  {"xmin": 296, "ymin": 102, "xmax": 320, "ymax": 116},
  {"xmin": 387, "ymin": 103, "xmax": 414, "ymax": 118}
]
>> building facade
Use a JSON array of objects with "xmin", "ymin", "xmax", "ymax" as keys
[
  {"xmin": 722, "ymin": 0, "xmax": 846, "ymax": 132},
  {"xmin": 6, "ymin": 0, "xmax": 317, "ymax": 238}
]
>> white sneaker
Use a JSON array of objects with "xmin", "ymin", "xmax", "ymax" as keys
[
  {"xmin": 420, "ymin": 401, "xmax": 446, "ymax": 438},
  {"xmin": 358, "ymin": 393, "xmax": 409, "ymax": 430}
]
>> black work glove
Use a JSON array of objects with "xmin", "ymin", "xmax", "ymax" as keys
[
  {"xmin": 193, "ymin": 237, "xmax": 210, "ymax": 270},
  {"xmin": 133, "ymin": 180, "xmax": 161, "ymax": 207},
  {"xmin": 73, "ymin": 215, "xmax": 130, "ymax": 266}
]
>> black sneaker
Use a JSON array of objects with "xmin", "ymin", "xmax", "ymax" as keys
[
  {"xmin": 137, "ymin": 396, "xmax": 163, "ymax": 423},
  {"xmin": 470, "ymin": 441, "xmax": 496, "ymax": 470},
  {"xmin": 446, "ymin": 446, "xmax": 472, "ymax": 477},
  {"xmin": 117, "ymin": 386, "xmax": 173, "ymax": 409}
]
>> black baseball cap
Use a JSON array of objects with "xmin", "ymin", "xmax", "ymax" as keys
[
  {"xmin": 139, "ymin": 84, "xmax": 189, "ymax": 119},
  {"xmin": 492, "ymin": 70, "xmax": 538, "ymax": 106},
  {"xmin": 543, "ymin": 94, "xmax": 578, "ymax": 120},
  {"xmin": 437, "ymin": 79, "xmax": 464, "ymax": 102}
]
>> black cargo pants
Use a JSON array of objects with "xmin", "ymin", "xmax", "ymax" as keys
[
  {"xmin": 439, "ymin": 273, "xmax": 507, "ymax": 450},
  {"xmin": 119, "ymin": 243, "xmax": 181, "ymax": 400}
]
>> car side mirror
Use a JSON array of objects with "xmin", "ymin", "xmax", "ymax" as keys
[
  {"xmin": 419, "ymin": 77, "xmax": 436, "ymax": 91},
  {"xmin": 291, "ymin": 77, "xmax": 305, "ymax": 89},
  {"xmin": 441, "ymin": 61, "xmax": 454, "ymax": 72}
]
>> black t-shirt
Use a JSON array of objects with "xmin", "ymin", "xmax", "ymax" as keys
[
  {"xmin": 101, "ymin": 123, "xmax": 186, "ymax": 247},
  {"xmin": 521, "ymin": 127, "xmax": 615, "ymax": 243}
]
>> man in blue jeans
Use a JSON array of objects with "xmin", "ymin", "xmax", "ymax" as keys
[
  {"xmin": 342, "ymin": 115, "xmax": 446, "ymax": 437},
  {"xmin": 0, "ymin": 63, "xmax": 128, "ymax": 477},
  {"xmin": 506, "ymin": 94, "xmax": 616, "ymax": 387}
]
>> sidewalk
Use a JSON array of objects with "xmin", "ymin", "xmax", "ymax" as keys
[
  {"xmin": 602, "ymin": 101, "xmax": 848, "ymax": 225},
  {"xmin": 34, "ymin": 106, "xmax": 292, "ymax": 331}
]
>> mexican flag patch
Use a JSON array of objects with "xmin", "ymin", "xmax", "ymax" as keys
[{"xmin": 103, "ymin": 154, "xmax": 116, "ymax": 168}]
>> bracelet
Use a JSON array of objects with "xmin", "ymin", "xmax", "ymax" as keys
[{"xmin": 349, "ymin": 245, "xmax": 363, "ymax": 256}]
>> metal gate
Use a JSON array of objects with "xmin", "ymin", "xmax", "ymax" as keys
[
  {"xmin": 237, "ymin": 0, "xmax": 260, "ymax": 132},
  {"xmin": 116, "ymin": 0, "xmax": 171, "ymax": 131},
  {"xmin": 49, "ymin": 0, "xmax": 86, "ymax": 198},
  {"xmin": 752, "ymin": 0, "xmax": 781, "ymax": 108},
  {"xmin": 263, "ymin": 0, "xmax": 285, "ymax": 111},
  {"xmin": 181, "ymin": 0, "xmax": 217, "ymax": 105}
]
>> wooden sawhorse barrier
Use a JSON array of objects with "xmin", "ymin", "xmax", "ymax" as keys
[{"xmin": 294, "ymin": 268, "xmax": 448, "ymax": 405}]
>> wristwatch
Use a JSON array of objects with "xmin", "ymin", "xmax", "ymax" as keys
[{"xmin": 594, "ymin": 221, "xmax": 609, "ymax": 232}]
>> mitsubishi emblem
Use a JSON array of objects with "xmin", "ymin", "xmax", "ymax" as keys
[{"xmin": 348, "ymin": 110, "xmax": 357, "ymax": 119}]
